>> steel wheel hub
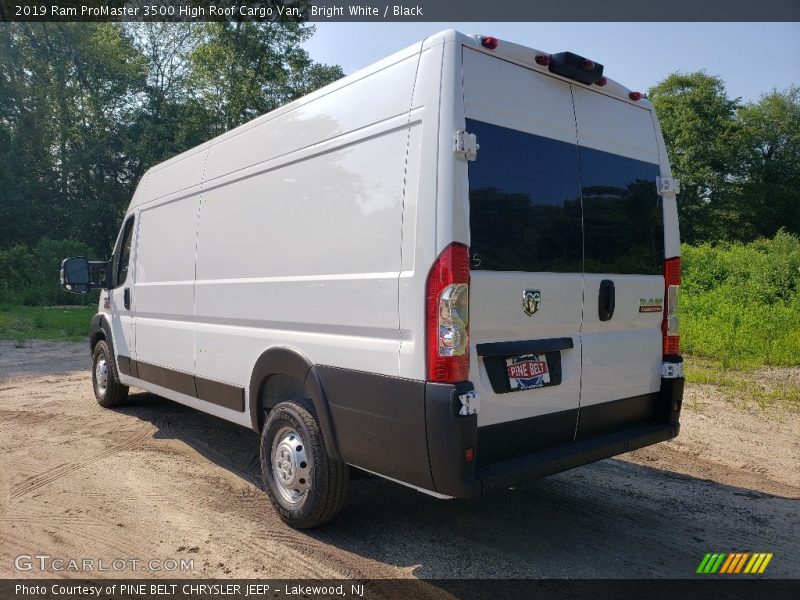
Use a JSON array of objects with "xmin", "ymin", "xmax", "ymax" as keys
[
  {"xmin": 271, "ymin": 426, "xmax": 310, "ymax": 505},
  {"xmin": 95, "ymin": 358, "xmax": 108, "ymax": 396}
]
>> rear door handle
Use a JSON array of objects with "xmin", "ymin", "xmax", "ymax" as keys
[
  {"xmin": 598, "ymin": 279, "xmax": 615, "ymax": 321},
  {"xmin": 123, "ymin": 288, "xmax": 131, "ymax": 310}
]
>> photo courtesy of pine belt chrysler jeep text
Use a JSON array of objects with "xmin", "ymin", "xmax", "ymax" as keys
[{"xmin": 60, "ymin": 30, "xmax": 685, "ymax": 528}]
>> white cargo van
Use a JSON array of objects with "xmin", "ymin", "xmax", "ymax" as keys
[{"xmin": 60, "ymin": 30, "xmax": 684, "ymax": 528}]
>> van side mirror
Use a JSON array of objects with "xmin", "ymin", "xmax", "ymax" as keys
[
  {"xmin": 60, "ymin": 257, "xmax": 107, "ymax": 294},
  {"xmin": 60, "ymin": 257, "xmax": 90, "ymax": 294}
]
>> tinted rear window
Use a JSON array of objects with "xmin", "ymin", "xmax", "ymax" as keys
[
  {"xmin": 466, "ymin": 119, "xmax": 583, "ymax": 272},
  {"xmin": 467, "ymin": 119, "xmax": 664, "ymax": 275},
  {"xmin": 580, "ymin": 147, "xmax": 663, "ymax": 275}
]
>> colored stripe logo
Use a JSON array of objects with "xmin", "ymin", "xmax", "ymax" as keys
[{"xmin": 697, "ymin": 552, "xmax": 773, "ymax": 574}]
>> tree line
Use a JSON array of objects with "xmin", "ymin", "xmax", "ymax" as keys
[{"xmin": 649, "ymin": 74, "xmax": 799, "ymax": 243}]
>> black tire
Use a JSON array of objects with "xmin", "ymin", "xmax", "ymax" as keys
[
  {"xmin": 260, "ymin": 399, "xmax": 348, "ymax": 528},
  {"xmin": 92, "ymin": 339, "xmax": 129, "ymax": 408}
]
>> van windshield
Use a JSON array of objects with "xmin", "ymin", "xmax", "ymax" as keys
[{"xmin": 467, "ymin": 119, "xmax": 664, "ymax": 275}]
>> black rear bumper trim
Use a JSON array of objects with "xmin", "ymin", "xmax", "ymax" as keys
[
  {"xmin": 476, "ymin": 421, "xmax": 678, "ymax": 496},
  {"xmin": 435, "ymin": 421, "xmax": 678, "ymax": 498}
]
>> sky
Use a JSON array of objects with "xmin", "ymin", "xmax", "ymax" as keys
[{"xmin": 303, "ymin": 22, "xmax": 800, "ymax": 102}]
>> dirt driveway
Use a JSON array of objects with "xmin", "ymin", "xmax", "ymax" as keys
[{"xmin": 1, "ymin": 340, "xmax": 798, "ymax": 583}]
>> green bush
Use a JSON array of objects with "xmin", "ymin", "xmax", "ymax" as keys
[
  {"xmin": 681, "ymin": 230, "xmax": 800, "ymax": 367},
  {"xmin": 0, "ymin": 244, "xmax": 34, "ymax": 305},
  {"xmin": 0, "ymin": 238, "xmax": 100, "ymax": 306}
]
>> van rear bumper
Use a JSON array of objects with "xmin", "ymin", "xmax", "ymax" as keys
[
  {"xmin": 425, "ymin": 376, "xmax": 683, "ymax": 498},
  {"xmin": 441, "ymin": 420, "xmax": 678, "ymax": 498}
]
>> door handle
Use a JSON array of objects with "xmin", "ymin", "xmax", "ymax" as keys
[
  {"xmin": 123, "ymin": 288, "xmax": 130, "ymax": 310},
  {"xmin": 598, "ymin": 279, "xmax": 615, "ymax": 321}
]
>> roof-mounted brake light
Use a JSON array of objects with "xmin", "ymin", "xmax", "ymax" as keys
[
  {"xmin": 629, "ymin": 91, "xmax": 643, "ymax": 101},
  {"xmin": 535, "ymin": 54, "xmax": 551, "ymax": 66},
  {"xmin": 548, "ymin": 52, "xmax": 604, "ymax": 85},
  {"xmin": 481, "ymin": 36, "xmax": 499, "ymax": 50},
  {"xmin": 596, "ymin": 77, "xmax": 608, "ymax": 87}
]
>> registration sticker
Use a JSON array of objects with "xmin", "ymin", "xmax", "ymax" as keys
[{"xmin": 506, "ymin": 354, "xmax": 550, "ymax": 391}]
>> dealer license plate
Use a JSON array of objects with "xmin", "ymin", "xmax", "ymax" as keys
[{"xmin": 506, "ymin": 354, "xmax": 551, "ymax": 391}]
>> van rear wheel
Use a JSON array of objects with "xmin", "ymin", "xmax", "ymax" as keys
[
  {"xmin": 92, "ymin": 340, "xmax": 129, "ymax": 408},
  {"xmin": 260, "ymin": 400, "xmax": 348, "ymax": 528}
]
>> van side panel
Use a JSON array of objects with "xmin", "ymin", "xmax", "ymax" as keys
[
  {"xmin": 134, "ymin": 195, "xmax": 200, "ymax": 377},
  {"xmin": 202, "ymin": 54, "xmax": 420, "ymax": 182},
  {"xmin": 192, "ymin": 53, "xmax": 421, "ymax": 410},
  {"xmin": 118, "ymin": 148, "xmax": 206, "ymax": 392},
  {"xmin": 193, "ymin": 128, "xmax": 409, "ymax": 385}
]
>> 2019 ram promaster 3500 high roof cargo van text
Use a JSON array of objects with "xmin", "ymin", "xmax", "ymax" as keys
[{"xmin": 60, "ymin": 30, "xmax": 685, "ymax": 528}]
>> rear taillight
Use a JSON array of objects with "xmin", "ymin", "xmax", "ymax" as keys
[
  {"xmin": 662, "ymin": 257, "xmax": 681, "ymax": 356},
  {"xmin": 426, "ymin": 243, "xmax": 470, "ymax": 383}
]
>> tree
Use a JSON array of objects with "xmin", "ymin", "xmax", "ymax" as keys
[
  {"xmin": 649, "ymin": 72, "xmax": 741, "ymax": 243},
  {"xmin": 125, "ymin": 22, "xmax": 202, "ymax": 177},
  {"xmin": 735, "ymin": 87, "xmax": 800, "ymax": 238},
  {"xmin": 0, "ymin": 23, "xmax": 146, "ymax": 251},
  {"xmin": 650, "ymin": 73, "xmax": 800, "ymax": 243}
]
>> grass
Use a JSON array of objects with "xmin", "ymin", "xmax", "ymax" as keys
[
  {"xmin": 680, "ymin": 294, "xmax": 800, "ymax": 368},
  {"xmin": 685, "ymin": 357, "xmax": 800, "ymax": 412},
  {"xmin": 0, "ymin": 305, "xmax": 95, "ymax": 345},
  {"xmin": 680, "ymin": 231, "xmax": 800, "ymax": 368}
]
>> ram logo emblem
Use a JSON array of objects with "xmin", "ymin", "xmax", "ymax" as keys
[{"xmin": 523, "ymin": 289, "xmax": 541, "ymax": 316}]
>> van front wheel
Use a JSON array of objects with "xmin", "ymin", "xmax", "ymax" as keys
[
  {"xmin": 260, "ymin": 400, "xmax": 347, "ymax": 528},
  {"xmin": 92, "ymin": 340, "xmax": 129, "ymax": 408}
]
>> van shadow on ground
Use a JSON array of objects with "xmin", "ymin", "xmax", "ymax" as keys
[{"xmin": 119, "ymin": 391, "xmax": 800, "ymax": 579}]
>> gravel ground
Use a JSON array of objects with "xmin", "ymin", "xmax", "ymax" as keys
[{"xmin": 1, "ymin": 340, "xmax": 798, "ymax": 586}]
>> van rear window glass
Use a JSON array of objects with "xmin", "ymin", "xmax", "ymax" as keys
[
  {"xmin": 580, "ymin": 147, "xmax": 664, "ymax": 275},
  {"xmin": 467, "ymin": 119, "xmax": 665, "ymax": 275},
  {"xmin": 466, "ymin": 119, "xmax": 583, "ymax": 273}
]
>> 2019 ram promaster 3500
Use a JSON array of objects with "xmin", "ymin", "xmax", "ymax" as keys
[{"xmin": 61, "ymin": 30, "xmax": 684, "ymax": 528}]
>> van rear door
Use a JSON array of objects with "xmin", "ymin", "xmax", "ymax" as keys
[
  {"xmin": 571, "ymin": 88, "xmax": 665, "ymax": 438},
  {"xmin": 462, "ymin": 48, "xmax": 584, "ymax": 465}
]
